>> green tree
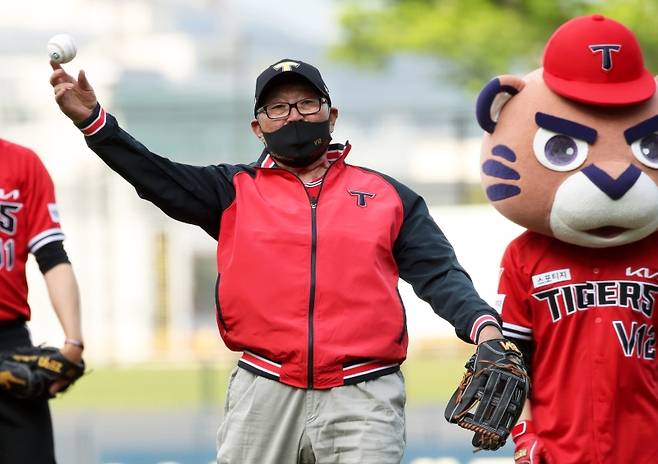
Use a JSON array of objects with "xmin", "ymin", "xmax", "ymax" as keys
[{"xmin": 333, "ymin": 0, "xmax": 658, "ymax": 91}]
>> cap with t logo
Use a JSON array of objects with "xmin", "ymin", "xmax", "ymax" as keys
[
  {"xmin": 254, "ymin": 59, "xmax": 331, "ymax": 116},
  {"xmin": 542, "ymin": 14, "xmax": 655, "ymax": 106}
]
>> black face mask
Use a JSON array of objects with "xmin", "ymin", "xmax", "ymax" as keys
[{"xmin": 262, "ymin": 120, "xmax": 332, "ymax": 168}]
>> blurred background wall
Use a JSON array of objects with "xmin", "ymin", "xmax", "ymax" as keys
[
  {"xmin": 4, "ymin": 0, "xmax": 654, "ymax": 363},
  {"xmin": 0, "ymin": 0, "xmax": 529, "ymax": 364}
]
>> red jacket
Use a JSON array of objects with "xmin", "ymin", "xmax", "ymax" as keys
[{"xmin": 78, "ymin": 104, "xmax": 501, "ymax": 389}]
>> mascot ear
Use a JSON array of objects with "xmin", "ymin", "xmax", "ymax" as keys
[{"xmin": 476, "ymin": 75, "xmax": 525, "ymax": 134}]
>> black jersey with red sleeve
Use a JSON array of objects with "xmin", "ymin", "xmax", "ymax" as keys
[{"xmin": 0, "ymin": 139, "xmax": 65, "ymax": 322}]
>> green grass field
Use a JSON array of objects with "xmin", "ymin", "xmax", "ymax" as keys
[{"xmin": 51, "ymin": 353, "xmax": 468, "ymax": 411}]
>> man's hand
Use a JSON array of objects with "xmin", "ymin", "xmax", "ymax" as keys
[
  {"xmin": 49, "ymin": 61, "xmax": 97, "ymax": 123},
  {"xmin": 512, "ymin": 420, "xmax": 554, "ymax": 464},
  {"xmin": 0, "ymin": 346, "xmax": 85, "ymax": 400},
  {"xmin": 444, "ymin": 338, "xmax": 529, "ymax": 451},
  {"xmin": 49, "ymin": 342, "xmax": 83, "ymax": 396},
  {"xmin": 477, "ymin": 324, "xmax": 504, "ymax": 344}
]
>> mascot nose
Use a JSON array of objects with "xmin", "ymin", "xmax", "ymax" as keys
[{"xmin": 581, "ymin": 164, "xmax": 642, "ymax": 200}]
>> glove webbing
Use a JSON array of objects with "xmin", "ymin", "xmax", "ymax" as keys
[{"xmin": 455, "ymin": 360, "xmax": 527, "ymax": 450}]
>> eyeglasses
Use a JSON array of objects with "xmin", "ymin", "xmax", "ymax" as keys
[{"xmin": 257, "ymin": 97, "xmax": 327, "ymax": 120}]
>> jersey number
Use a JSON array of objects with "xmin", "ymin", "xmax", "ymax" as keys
[
  {"xmin": 0, "ymin": 203, "xmax": 22, "ymax": 235},
  {"xmin": 0, "ymin": 238, "xmax": 15, "ymax": 271},
  {"xmin": 613, "ymin": 320, "xmax": 656, "ymax": 360}
]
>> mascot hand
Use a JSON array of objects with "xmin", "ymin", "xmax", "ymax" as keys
[{"xmin": 512, "ymin": 420, "xmax": 553, "ymax": 464}]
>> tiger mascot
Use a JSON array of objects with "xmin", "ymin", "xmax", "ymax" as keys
[{"xmin": 477, "ymin": 15, "xmax": 658, "ymax": 464}]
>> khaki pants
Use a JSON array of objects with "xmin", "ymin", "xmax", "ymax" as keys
[{"xmin": 217, "ymin": 367, "xmax": 406, "ymax": 464}]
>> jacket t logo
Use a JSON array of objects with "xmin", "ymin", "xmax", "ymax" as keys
[
  {"xmin": 348, "ymin": 190, "xmax": 375, "ymax": 207},
  {"xmin": 589, "ymin": 44, "xmax": 621, "ymax": 71},
  {"xmin": 273, "ymin": 61, "xmax": 300, "ymax": 72}
]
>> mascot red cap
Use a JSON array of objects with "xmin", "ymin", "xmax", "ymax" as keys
[{"xmin": 543, "ymin": 14, "xmax": 655, "ymax": 105}]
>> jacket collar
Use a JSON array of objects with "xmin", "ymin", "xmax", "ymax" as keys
[{"xmin": 255, "ymin": 142, "xmax": 351, "ymax": 168}]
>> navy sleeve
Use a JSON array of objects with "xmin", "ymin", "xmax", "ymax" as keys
[
  {"xmin": 75, "ymin": 104, "xmax": 241, "ymax": 239},
  {"xmin": 34, "ymin": 240, "xmax": 70, "ymax": 274},
  {"xmin": 386, "ymin": 176, "xmax": 502, "ymax": 344}
]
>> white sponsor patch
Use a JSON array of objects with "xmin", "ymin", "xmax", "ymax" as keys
[
  {"xmin": 48, "ymin": 203, "xmax": 60, "ymax": 223},
  {"xmin": 495, "ymin": 294, "xmax": 506, "ymax": 312},
  {"xmin": 532, "ymin": 268, "xmax": 571, "ymax": 288}
]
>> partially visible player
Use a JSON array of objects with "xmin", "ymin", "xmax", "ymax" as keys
[{"xmin": 0, "ymin": 138, "xmax": 84, "ymax": 463}]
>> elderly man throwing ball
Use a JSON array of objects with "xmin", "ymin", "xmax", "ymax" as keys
[{"xmin": 49, "ymin": 57, "xmax": 506, "ymax": 463}]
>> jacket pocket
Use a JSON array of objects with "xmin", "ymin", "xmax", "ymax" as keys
[
  {"xmin": 396, "ymin": 288, "xmax": 407, "ymax": 344},
  {"xmin": 215, "ymin": 273, "xmax": 229, "ymax": 332}
]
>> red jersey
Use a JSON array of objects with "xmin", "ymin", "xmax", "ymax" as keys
[
  {"xmin": 500, "ymin": 230, "xmax": 658, "ymax": 464},
  {"xmin": 0, "ymin": 139, "xmax": 65, "ymax": 322}
]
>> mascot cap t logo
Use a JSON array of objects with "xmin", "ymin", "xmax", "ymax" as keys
[{"xmin": 543, "ymin": 14, "xmax": 655, "ymax": 106}]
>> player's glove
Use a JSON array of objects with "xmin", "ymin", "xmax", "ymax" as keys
[
  {"xmin": 512, "ymin": 420, "xmax": 553, "ymax": 464},
  {"xmin": 444, "ymin": 338, "xmax": 529, "ymax": 451},
  {"xmin": 0, "ymin": 346, "xmax": 85, "ymax": 400}
]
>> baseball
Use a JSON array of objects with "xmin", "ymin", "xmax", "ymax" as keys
[{"xmin": 47, "ymin": 33, "xmax": 77, "ymax": 64}]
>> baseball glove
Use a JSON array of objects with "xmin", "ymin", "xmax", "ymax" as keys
[
  {"xmin": 444, "ymin": 338, "xmax": 529, "ymax": 451},
  {"xmin": 0, "ymin": 346, "xmax": 85, "ymax": 400}
]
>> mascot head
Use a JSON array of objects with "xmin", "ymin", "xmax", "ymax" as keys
[{"xmin": 478, "ymin": 14, "xmax": 658, "ymax": 248}]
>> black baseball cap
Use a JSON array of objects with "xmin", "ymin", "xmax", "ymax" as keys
[{"xmin": 254, "ymin": 58, "xmax": 331, "ymax": 116}]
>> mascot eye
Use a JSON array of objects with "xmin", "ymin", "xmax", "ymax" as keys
[
  {"xmin": 630, "ymin": 133, "xmax": 658, "ymax": 169},
  {"xmin": 532, "ymin": 128, "xmax": 588, "ymax": 171}
]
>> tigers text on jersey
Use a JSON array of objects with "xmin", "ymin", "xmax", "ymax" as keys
[
  {"xmin": 500, "ymin": 230, "xmax": 658, "ymax": 464},
  {"xmin": 0, "ymin": 139, "xmax": 65, "ymax": 322}
]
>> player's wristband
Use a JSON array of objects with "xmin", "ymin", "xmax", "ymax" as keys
[
  {"xmin": 65, "ymin": 338, "xmax": 84, "ymax": 350},
  {"xmin": 512, "ymin": 420, "xmax": 535, "ymax": 440}
]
